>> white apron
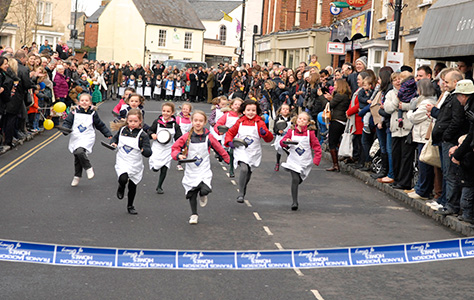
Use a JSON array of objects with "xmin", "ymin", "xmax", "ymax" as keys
[
  {"xmin": 281, "ymin": 130, "xmax": 313, "ymax": 181},
  {"xmin": 144, "ymin": 86, "xmax": 152, "ymax": 97},
  {"xmin": 273, "ymin": 117, "xmax": 291, "ymax": 155},
  {"xmin": 149, "ymin": 126, "xmax": 175, "ymax": 170},
  {"xmin": 210, "ymin": 108, "xmax": 224, "ymax": 142},
  {"xmin": 223, "ymin": 113, "xmax": 239, "ymax": 142},
  {"xmin": 68, "ymin": 111, "xmax": 96, "ymax": 154},
  {"xmin": 154, "ymin": 81, "xmax": 162, "ymax": 95},
  {"xmin": 115, "ymin": 128, "xmax": 144, "ymax": 184},
  {"xmin": 128, "ymin": 80, "xmax": 135, "ymax": 88},
  {"xmin": 182, "ymin": 135, "xmax": 212, "ymax": 194},
  {"xmin": 178, "ymin": 117, "xmax": 192, "ymax": 133},
  {"xmin": 233, "ymin": 122, "xmax": 262, "ymax": 171},
  {"xmin": 166, "ymin": 81, "xmax": 174, "ymax": 96},
  {"xmin": 175, "ymin": 82, "xmax": 183, "ymax": 97}
]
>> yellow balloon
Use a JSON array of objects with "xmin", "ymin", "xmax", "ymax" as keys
[
  {"xmin": 43, "ymin": 119, "xmax": 54, "ymax": 130},
  {"xmin": 53, "ymin": 102, "xmax": 66, "ymax": 113}
]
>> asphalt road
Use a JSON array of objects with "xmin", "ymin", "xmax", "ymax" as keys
[{"xmin": 1, "ymin": 100, "xmax": 473, "ymax": 299}]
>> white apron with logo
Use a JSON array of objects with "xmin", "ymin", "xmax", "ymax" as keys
[
  {"xmin": 273, "ymin": 118, "xmax": 291, "ymax": 155},
  {"xmin": 68, "ymin": 111, "xmax": 96, "ymax": 154},
  {"xmin": 154, "ymin": 80, "xmax": 162, "ymax": 95},
  {"xmin": 182, "ymin": 135, "xmax": 212, "ymax": 194},
  {"xmin": 166, "ymin": 81, "xmax": 174, "ymax": 96},
  {"xmin": 233, "ymin": 122, "xmax": 262, "ymax": 171},
  {"xmin": 149, "ymin": 126, "xmax": 175, "ymax": 170},
  {"xmin": 223, "ymin": 113, "xmax": 239, "ymax": 142},
  {"xmin": 115, "ymin": 128, "xmax": 144, "ymax": 184},
  {"xmin": 175, "ymin": 82, "xmax": 183, "ymax": 97},
  {"xmin": 281, "ymin": 130, "xmax": 313, "ymax": 181},
  {"xmin": 178, "ymin": 116, "xmax": 192, "ymax": 133},
  {"xmin": 210, "ymin": 108, "xmax": 224, "ymax": 142}
]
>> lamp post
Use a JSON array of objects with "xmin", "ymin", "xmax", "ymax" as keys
[
  {"xmin": 391, "ymin": 0, "xmax": 403, "ymax": 52},
  {"xmin": 238, "ymin": 0, "xmax": 245, "ymax": 66}
]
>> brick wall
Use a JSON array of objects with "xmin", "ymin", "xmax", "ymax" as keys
[
  {"xmin": 84, "ymin": 23, "xmax": 98, "ymax": 48},
  {"xmin": 321, "ymin": 0, "xmax": 373, "ymax": 27}
]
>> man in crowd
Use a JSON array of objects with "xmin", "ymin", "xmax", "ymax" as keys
[{"xmin": 39, "ymin": 40, "xmax": 52, "ymax": 55}]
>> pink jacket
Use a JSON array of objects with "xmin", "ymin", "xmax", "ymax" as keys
[{"xmin": 53, "ymin": 73, "xmax": 69, "ymax": 98}]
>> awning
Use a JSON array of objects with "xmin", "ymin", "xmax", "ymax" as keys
[{"xmin": 414, "ymin": 0, "xmax": 474, "ymax": 60}]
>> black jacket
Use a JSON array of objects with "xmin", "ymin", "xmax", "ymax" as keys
[
  {"xmin": 431, "ymin": 92, "xmax": 469, "ymax": 145},
  {"xmin": 453, "ymin": 95, "xmax": 474, "ymax": 186},
  {"xmin": 329, "ymin": 93, "xmax": 350, "ymax": 122},
  {"xmin": 63, "ymin": 106, "xmax": 113, "ymax": 138},
  {"xmin": 111, "ymin": 127, "xmax": 152, "ymax": 158}
]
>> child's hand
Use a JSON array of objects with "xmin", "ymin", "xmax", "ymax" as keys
[
  {"xmin": 107, "ymin": 136, "xmax": 112, "ymax": 139},
  {"xmin": 398, "ymin": 102, "xmax": 403, "ymax": 110},
  {"xmin": 151, "ymin": 133, "xmax": 157, "ymax": 140},
  {"xmin": 279, "ymin": 130, "xmax": 283, "ymax": 134},
  {"xmin": 178, "ymin": 154, "xmax": 186, "ymax": 160},
  {"xmin": 367, "ymin": 100, "xmax": 372, "ymax": 104},
  {"xmin": 111, "ymin": 143, "xmax": 117, "ymax": 147},
  {"xmin": 317, "ymin": 89, "xmax": 323, "ymax": 96},
  {"xmin": 259, "ymin": 127, "xmax": 267, "ymax": 136}
]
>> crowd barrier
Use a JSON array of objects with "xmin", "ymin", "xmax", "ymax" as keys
[{"xmin": 1, "ymin": 238, "xmax": 473, "ymax": 270}]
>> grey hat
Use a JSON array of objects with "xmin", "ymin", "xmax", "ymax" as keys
[{"xmin": 356, "ymin": 56, "xmax": 367, "ymax": 67}]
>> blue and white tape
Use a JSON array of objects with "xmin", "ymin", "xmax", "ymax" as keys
[{"xmin": 1, "ymin": 238, "xmax": 473, "ymax": 269}]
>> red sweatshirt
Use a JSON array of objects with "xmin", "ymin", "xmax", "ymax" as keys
[
  {"xmin": 280, "ymin": 126, "xmax": 322, "ymax": 165},
  {"xmin": 224, "ymin": 115, "xmax": 274, "ymax": 147},
  {"xmin": 172, "ymin": 129, "xmax": 230, "ymax": 164},
  {"xmin": 214, "ymin": 110, "xmax": 240, "ymax": 135}
]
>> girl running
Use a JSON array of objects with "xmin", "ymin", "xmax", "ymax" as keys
[
  {"xmin": 148, "ymin": 102, "xmax": 182, "ymax": 194},
  {"xmin": 280, "ymin": 112, "xmax": 321, "ymax": 211},
  {"xmin": 214, "ymin": 97, "xmax": 243, "ymax": 177},
  {"xmin": 112, "ymin": 87, "xmax": 135, "ymax": 117},
  {"xmin": 111, "ymin": 109, "xmax": 152, "ymax": 214},
  {"xmin": 224, "ymin": 100, "xmax": 274, "ymax": 203},
  {"xmin": 176, "ymin": 103, "xmax": 193, "ymax": 171},
  {"xmin": 62, "ymin": 93, "xmax": 112, "ymax": 186},
  {"xmin": 172, "ymin": 111, "xmax": 230, "ymax": 224},
  {"xmin": 119, "ymin": 93, "xmax": 145, "ymax": 120},
  {"xmin": 273, "ymin": 103, "xmax": 293, "ymax": 171}
]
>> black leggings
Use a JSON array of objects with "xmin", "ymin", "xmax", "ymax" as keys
[
  {"xmin": 73, "ymin": 147, "xmax": 92, "ymax": 177},
  {"xmin": 154, "ymin": 166, "xmax": 168, "ymax": 190},
  {"xmin": 238, "ymin": 162, "xmax": 252, "ymax": 198},
  {"xmin": 118, "ymin": 173, "xmax": 137, "ymax": 207},
  {"xmin": 290, "ymin": 170, "xmax": 302, "ymax": 205},
  {"xmin": 186, "ymin": 182, "xmax": 212, "ymax": 214}
]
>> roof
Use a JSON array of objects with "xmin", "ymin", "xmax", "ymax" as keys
[
  {"xmin": 132, "ymin": 0, "xmax": 205, "ymax": 30},
  {"xmin": 188, "ymin": 0, "xmax": 241, "ymax": 21},
  {"xmin": 85, "ymin": 5, "xmax": 106, "ymax": 23},
  {"xmin": 70, "ymin": 11, "xmax": 86, "ymax": 24}
]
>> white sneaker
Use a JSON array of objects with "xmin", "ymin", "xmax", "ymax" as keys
[
  {"xmin": 189, "ymin": 214, "xmax": 199, "ymax": 224},
  {"xmin": 86, "ymin": 168, "xmax": 94, "ymax": 179},
  {"xmin": 200, "ymin": 195, "xmax": 208, "ymax": 207},
  {"xmin": 71, "ymin": 176, "xmax": 80, "ymax": 187},
  {"xmin": 177, "ymin": 165, "xmax": 184, "ymax": 171}
]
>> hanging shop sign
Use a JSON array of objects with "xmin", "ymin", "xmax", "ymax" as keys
[
  {"xmin": 327, "ymin": 42, "xmax": 346, "ymax": 55},
  {"xmin": 347, "ymin": 0, "xmax": 369, "ymax": 8}
]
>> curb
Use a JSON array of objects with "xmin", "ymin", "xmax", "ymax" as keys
[{"xmin": 322, "ymin": 151, "xmax": 474, "ymax": 236}]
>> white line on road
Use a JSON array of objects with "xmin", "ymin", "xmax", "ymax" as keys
[
  {"xmin": 222, "ymin": 166, "xmax": 227, "ymax": 171},
  {"xmin": 294, "ymin": 268, "xmax": 304, "ymax": 276},
  {"xmin": 263, "ymin": 226, "xmax": 273, "ymax": 236},
  {"xmin": 311, "ymin": 290, "xmax": 325, "ymax": 300},
  {"xmin": 244, "ymin": 200, "xmax": 252, "ymax": 207},
  {"xmin": 275, "ymin": 243, "xmax": 283, "ymax": 250},
  {"xmin": 230, "ymin": 180, "xmax": 237, "ymax": 185},
  {"xmin": 253, "ymin": 212, "xmax": 262, "ymax": 221}
]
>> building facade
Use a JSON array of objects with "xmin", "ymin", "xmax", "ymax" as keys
[
  {"xmin": 2, "ymin": 0, "xmax": 71, "ymax": 49},
  {"xmin": 96, "ymin": 0, "xmax": 205, "ymax": 65}
]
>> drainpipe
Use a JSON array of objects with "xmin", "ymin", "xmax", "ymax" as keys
[{"xmin": 143, "ymin": 24, "xmax": 147, "ymax": 66}]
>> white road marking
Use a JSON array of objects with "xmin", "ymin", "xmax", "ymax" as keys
[
  {"xmin": 274, "ymin": 243, "xmax": 283, "ymax": 250},
  {"xmin": 263, "ymin": 226, "xmax": 273, "ymax": 236},
  {"xmin": 253, "ymin": 212, "xmax": 262, "ymax": 221},
  {"xmin": 222, "ymin": 166, "xmax": 227, "ymax": 171},
  {"xmin": 311, "ymin": 290, "xmax": 325, "ymax": 300},
  {"xmin": 244, "ymin": 200, "xmax": 252, "ymax": 207},
  {"xmin": 230, "ymin": 180, "xmax": 237, "ymax": 185},
  {"xmin": 294, "ymin": 268, "xmax": 304, "ymax": 276}
]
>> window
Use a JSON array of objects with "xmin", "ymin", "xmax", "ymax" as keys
[
  {"xmin": 219, "ymin": 25, "xmax": 226, "ymax": 45},
  {"xmin": 36, "ymin": 1, "xmax": 52, "ymax": 25},
  {"xmin": 184, "ymin": 32, "xmax": 192, "ymax": 49},
  {"xmin": 158, "ymin": 29, "xmax": 167, "ymax": 47}
]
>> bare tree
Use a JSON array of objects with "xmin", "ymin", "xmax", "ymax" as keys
[
  {"xmin": 8, "ymin": 0, "xmax": 38, "ymax": 46},
  {"xmin": 0, "ymin": 0, "xmax": 14, "ymax": 31}
]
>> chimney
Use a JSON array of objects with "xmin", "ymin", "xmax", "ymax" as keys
[{"xmin": 101, "ymin": 0, "xmax": 111, "ymax": 6}]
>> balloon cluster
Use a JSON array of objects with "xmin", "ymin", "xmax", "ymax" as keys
[{"xmin": 43, "ymin": 102, "xmax": 66, "ymax": 130}]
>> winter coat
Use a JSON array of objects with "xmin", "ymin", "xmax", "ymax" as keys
[
  {"xmin": 406, "ymin": 95, "xmax": 437, "ymax": 144},
  {"xmin": 224, "ymin": 115, "xmax": 274, "ymax": 147},
  {"xmin": 329, "ymin": 93, "xmax": 350, "ymax": 122},
  {"xmin": 111, "ymin": 127, "xmax": 152, "ymax": 158},
  {"xmin": 346, "ymin": 88, "xmax": 363, "ymax": 135},
  {"xmin": 431, "ymin": 92, "xmax": 469, "ymax": 145},
  {"xmin": 53, "ymin": 73, "xmax": 69, "ymax": 98},
  {"xmin": 63, "ymin": 106, "xmax": 113, "ymax": 138},
  {"xmin": 171, "ymin": 128, "xmax": 230, "ymax": 163},
  {"xmin": 384, "ymin": 88, "xmax": 413, "ymax": 138},
  {"xmin": 147, "ymin": 115, "xmax": 183, "ymax": 141}
]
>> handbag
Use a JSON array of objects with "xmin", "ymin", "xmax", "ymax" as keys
[
  {"xmin": 419, "ymin": 137, "xmax": 441, "ymax": 168},
  {"xmin": 338, "ymin": 122, "xmax": 353, "ymax": 157},
  {"xmin": 322, "ymin": 102, "xmax": 331, "ymax": 124}
]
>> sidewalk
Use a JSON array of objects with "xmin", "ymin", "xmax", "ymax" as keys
[
  {"xmin": 0, "ymin": 130, "xmax": 41, "ymax": 155},
  {"xmin": 322, "ymin": 152, "xmax": 474, "ymax": 236}
]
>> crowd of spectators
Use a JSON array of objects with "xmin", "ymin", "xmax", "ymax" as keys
[{"xmin": 1, "ymin": 41, "xmax": 474, "ymax": 224}]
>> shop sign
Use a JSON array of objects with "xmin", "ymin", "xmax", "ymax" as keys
[
  {"xmin": 386, "ymin": 21, "xmax": 396, "ymax": 40},
  {"xmin": 386, "ymin": 52, "xmax": 404, "ymax": 72},
  {"xmin": 347, "ymin": 0, "xmax": 369, "ymax": 8},
  {"xmin": 327, "ymin": 42, "xmax": 346, "ymax": 55}
]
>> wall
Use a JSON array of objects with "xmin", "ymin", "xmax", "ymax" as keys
[
  {"xmin": 96, "ymin": 0, "xmax": 146, "ymax": 64},
  {"xmin": 84, "ymin": 23, "xmax": 98, "ymax": 48}
]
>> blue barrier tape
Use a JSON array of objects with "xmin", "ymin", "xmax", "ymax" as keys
[{"xmin": 1, "ymin": 238, "xmax": 474, "ymax": 269}]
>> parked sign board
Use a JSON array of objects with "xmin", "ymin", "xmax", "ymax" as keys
[{"xmin": 327, "ymin": 42, "xmax": 345, "ymax": 55}]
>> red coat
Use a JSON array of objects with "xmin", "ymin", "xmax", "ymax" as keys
[
  {"xmin": 224, "ymin": 115, "xmax": 274, "ymax": 147},
  {"xmin": 280, "ymin": 126, "xmax": 322, "ymax": 165},
  {"xmin": 214, "ymin": 110, "xmax": 240, "ymax": 135},
  {"xmin": 172, "ymin": 129, "xmax": 230, "ymax": 164},
  {"xmin": 346, "ymin": 93, "xmax": 363, "ymax": 135}
]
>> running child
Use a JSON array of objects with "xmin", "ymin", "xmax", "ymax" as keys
[
  {"xmin": 176, "ymin": 103, "xmax": 193, "ymax": 171},
  {"xmin": 62, "ymin": 93, "xmax": 113, "ymax": 186},
  {"xmin": 209, "ymin": 96, "xmax": 229, "ymax": 161},
  {"xmin": 172, "ymin": 110, "xmax": 230, "ymax": 224},
  {"xmin": 280, "ymin": 112, "xmax": 321, "ymax": 211},
  {"xmin": 110, "ymin": 108, "xmax": 152, "ymax": 215},
  {"xmin": 112, "ymin": 87, "xmax": 135, "ymax": 117},
  {"xmin": 148, "ymin": 102, "xmax": 182, "ymax": 194},
  {"xmin": 119, "ymin": 93, "xmax": 145, "ymax": 120},
  {"xmin": 224, "ymin": 100, "xmax": 274, "ymax": 203},
  {"xmin": 273, "ymin": 103, "xmax": 293, "ymax": 171},
  {"xmin": 214, "ymin": 97, "xmax": 243, "ymax": 177}
]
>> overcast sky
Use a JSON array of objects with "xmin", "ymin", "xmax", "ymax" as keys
[{"xmin": 71, "ymin": 0, "xmax": 102, "ymax": 16}]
